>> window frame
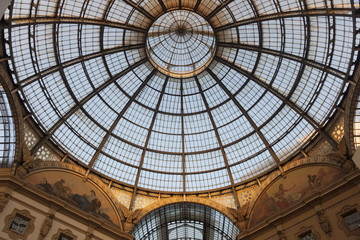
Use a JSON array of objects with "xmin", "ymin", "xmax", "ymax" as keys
[
  {"xmin": 338, "ymin": 205, "xmax": 360, "ymax": 236},
  {"xmin": 2, "ymin": 209, "xmax": 35, "ymax": 240},
  {"xmin": 295, "ymin": 226, "xmax": 320, "ymax": 240},
  {"xmin": 52, "ymin": 229, "xmax": 77, "ymax": 240}
]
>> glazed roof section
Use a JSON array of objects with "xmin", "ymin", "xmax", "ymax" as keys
[{"xmin": 3, "ymin": 0, "xmax": 359, "ymax": 192}]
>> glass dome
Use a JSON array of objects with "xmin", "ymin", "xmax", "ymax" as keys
[
  {"xmin": 146, "ymin": 10, "xmax": 216, "ymax": 78},
  {"xmin": 3, "ymin": 0, "xmax": 358, "ymax": 192}
]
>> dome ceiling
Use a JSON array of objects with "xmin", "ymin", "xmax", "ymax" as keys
[{"xmin": 3, "ymin": 0, "xmax": 358, "ymax": 192}]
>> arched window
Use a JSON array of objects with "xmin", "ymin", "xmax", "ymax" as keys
[{"xmin": 131, "ymin": 203, "xmax": 240, "ymax": 240}]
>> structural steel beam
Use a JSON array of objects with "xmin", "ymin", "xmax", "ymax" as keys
[
  {"xmin": 206, "ymin": 0, "xmax": 234, "ymax": 21},
  {"xmin": 194, "ymin": 76, "xmax": 241, "ymax": 209},
  {"xmin": 30, "ymin": 58, "xmax": 147, "ymax": 155},
  {"xmin": 18, "ymin": 44, "xmax": 145, "ymax": 89},
  {"xmin": 215, "ymin": 57, "xmax": 339, "ymax": 149},
  {"xmin": 214, "ymin": 8, "xmax": 354, "ymax": 31},
  {"xmin": 122, "ymin": 0, "xmax": 156, "ymax": 22},
  {"xmin": 180, "ymin": 80, "xmax": 186, "ymax": 194},
  {"xmin": 206, "ymin": 68, "xmax": 282, "ymax": 168},
  {"xmin": 194, "ymin": 0, "xmax": 202, "ymax": 11},
  {"xmin": 217, "ymin": 42, "xmax": 345, "ymax": 80},
  {"xmin": 129, "ymin": 76, "xmax": 169, "ymax": 210},
  {"xmin": 2, "ymin": 17, "xmax": 147, "ymax": 33},
  {"xmin": 158, "ymin": 0, "xmax": 167, "ymax": 12},
  {"xmin": 87, "ymin": 68, "xmax": 157, "ymax": 168}
]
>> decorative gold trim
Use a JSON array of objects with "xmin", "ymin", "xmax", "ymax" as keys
[
  {"xmin": 258, "ymin": 155, "xmax": 344, "ymax": 193},
  {"xmin": 0, "ymin": 175, "xmax": 134, "ymax": 240},
  {"xmin": 248, "ymin": 163, "xmax": 346, "ymax": 228},
  {"xmin": 344, "ymin": 60, "xmax": 360, "ymax": 154},
  {"xmin": 337, "ymin": 204, "xmax": 360, "ymax": 236},
  {"xmin": 121, "ymin": 196, "xmax": 239, "ymax": 232},
  {"xmin": 23, "ymin": 162, "xmax": 129, "ymax": 228},
  {"xmin": 3, "ymin": 209, "xmax": 35, "ymax": 240},
  {"xmin": 51, "ymin": 228, "xmax": 77, "ymax": 240}
]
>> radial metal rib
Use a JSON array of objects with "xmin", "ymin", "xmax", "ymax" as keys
[
  {"xmin": 2, "ymin": 17, "xmax": 148, "ymax": 33},
  {"xmin": 30, "ymin": 59, "xmax": 148, "ymax": 155},
  {"xmin": 206, "ymin": 68, "xmax": 283, "ymax": 168},
  {"xmin": 87, "ymin": 68, "xmax": 157, "ymax": 168},
  {"xmin": 215, "ymin": 57, "xmax": 339, "ymax": 149},
  {"xmin": 194, "ymin": 76, "xmax": 241, "ymax": 209},
  {"xmin": 129, "ymin": 76, "xmax": 169, "ymax": 210},
  {"xmin": 214, "ymin": 8, "xmax": 354, "ymax": 32}
]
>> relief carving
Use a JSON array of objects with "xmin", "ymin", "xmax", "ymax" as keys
[
  {"xmin": 51, "ymin": 229, "xmax": 77, "ymax": 240},
  {"xmin": 124, "ymin": 208, "xmax": 143, "ymax": 233},
  {"xmin": 0, "ymin": 192, "xmax": 10, "ymax": 213},
  {"xmin": 37, "ymin": 214, "xmax": 54, "ymax": 240},
  {"xmin": 84, "ymin": 233, "xmax": 93, "ymax": 240},
  {"xmin": 317, "ymin": 210, "xmax": 332, "ymax": 237},
  {"xmin": 277, "ymin": 230, "xmax": 287, "ymax": 240},
  {"xmin": 15, "ymin": 145, "xmax": 42, "ymax": 178},
  {"xmin": 227, "ymin": 202, "xmax": 249, "ymax": 231},
  {"xmin": 325, "ymin": 139, "xmax": 355, "ymax": 172}
]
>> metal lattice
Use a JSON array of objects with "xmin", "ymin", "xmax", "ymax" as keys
[
  {"xmin": 1, "ymin": 0, "xmax": 359, "ymax": 198},
  {"xmin": 131, "ymin": 203, "xmax": 240, "ymax": 240}
]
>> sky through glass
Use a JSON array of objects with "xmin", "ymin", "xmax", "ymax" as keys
[{"xmin": 3, "ymin": 0, "xmax": 358, "ymax": 193}]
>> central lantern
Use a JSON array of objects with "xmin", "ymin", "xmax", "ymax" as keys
[{"xmin": 146, "ymin": 10, "xmax": 216, "ymax": 78}]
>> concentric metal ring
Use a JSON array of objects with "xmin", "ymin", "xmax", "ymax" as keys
[{"xmin": 146, "ymin": 10, "xmax": 216, "ymax": 78}]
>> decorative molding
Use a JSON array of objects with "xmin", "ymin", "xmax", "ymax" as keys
[
  {"xmin": 295, "ymin": 226, "xmax": 321, "ymax": 240},
  {"xmin": 26, "ymin": 160, "xmax": 87, "ymax": 175},
  {"xmin": 316, "ymin": 210, "xmax": 332, "ymax": 237},
  {"xmin": 84, "ymin": 232, "xmax": 94, "ymax": 240},
  {"xmin": 0, "ymin": 192, "xmax": 10, "ymax": 212},
  {"xmin": 337, "ymin": 204, "xmax": 360, "ymax": 236},
  {"xmin": 282, "ymin": 155, "xmax": 342, "ymax": 172},
  {"xmin": 277, "ymin": 230, "xmax": 287, "ymax": 240},
  {"xmin": 260, "ymin": 155, "xmax": 345, "ymax": 190},
  {"xmin": 249, "ymin": 163, "xmax": 347, "ymax": 228},
  {"xmin": 122, "ymin": 196, "xmax": 239, "ymax": 232},
  {"xmin": 22, "ymin": 161, "xmax": 129, "ymax": 226},
  {"xmin": 0, "ymin": 175, "xmax": 134, "ymax": 240},
  {"xmin": 344, "ymin": 59, "xmax": 360, "ymax": 155},
  {"xmin": 51, "ymin": 228, "xmax": 77, "ymax": 240},
  {"xmin": 37, "ymin": 214, "xmax": 54, "ymax": 240},
  {"xmin": 2, "ymin": 208, "xmax": 35, "ymax": 240}
]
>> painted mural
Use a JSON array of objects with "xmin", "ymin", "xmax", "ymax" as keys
[
  {"xmin": 249, "ymin": 165, "xmax": 346, "ymax": 227},
  {"xmin": 24, "ymin": 170, "xmax": 120, "ymax": 225}
]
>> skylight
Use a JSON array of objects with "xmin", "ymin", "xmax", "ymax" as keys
[{"xmin": 3, "ymin": 0, "xmax": 358, "ymax": 193}]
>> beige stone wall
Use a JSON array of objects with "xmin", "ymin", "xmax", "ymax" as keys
[{"xmin": 0, "ymin": 173, "xmax": 133, "ymax": 240}]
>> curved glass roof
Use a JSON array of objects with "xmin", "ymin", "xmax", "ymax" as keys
[
  {"xmin": 3, "ymin": 0, "xmax": 358, "ymax": 192},
  {"xmin": 0, "ymin": 85, "xmax": 16, "ymax": 168},
  {"xmin": 132, "ymin": 202, "xmax": 240, "ymax": 239},
  {"xmin": 146, "ymin": 10, "xmax": 216, "ymax": 78}
]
